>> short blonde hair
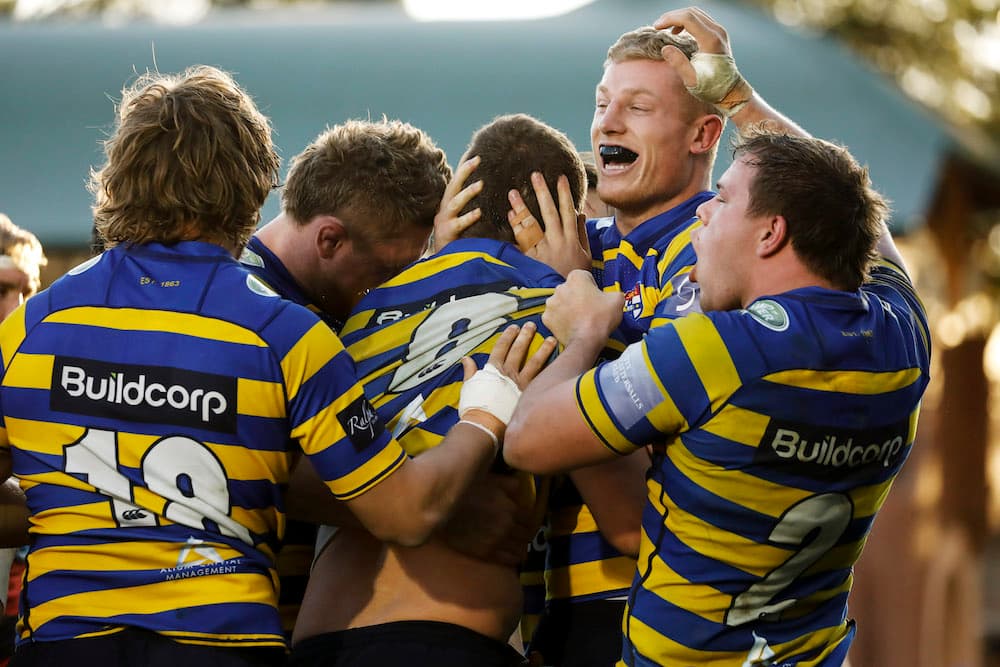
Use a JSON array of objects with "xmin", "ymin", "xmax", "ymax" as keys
[
  {"xmin": 606, "ymin": 26, "xmax": 718, "ymax": 120},
  {"xmin": 91, "ymin": 65, "xmax": 280, "ymax": 250}
]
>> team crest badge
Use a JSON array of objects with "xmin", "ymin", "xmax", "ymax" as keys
[
  {"xmin": 746, "ymin": 299, "xmax": 789, "ymax": 332},
  {"xmin": 624, "ymin": 285, "xmax": 643, "ymax": 319},
  {"xmin": 239, "ymin": 247, "xmax": 265, "ymax": 268},
  {"xmin": 246, "ymin": 274, "xmax": 278, "ymax": 297}
]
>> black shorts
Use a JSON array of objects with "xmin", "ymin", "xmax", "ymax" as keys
[
  {"xmin": 527, "ymin": 599, "xmax": 626, "ymax": 667},
  {"xmin": 287, "ymin": 620, "xmax": 527, "ymax": 667},
  {"xmin": 11, "ymin": 627, "xmax": 285, "ymax": 667}
]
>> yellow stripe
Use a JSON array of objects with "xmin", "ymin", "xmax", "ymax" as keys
[
  {"xmin": 5, "ymin": 418, "xmax": 84, "ymax": 456},
  {"xmin": 26, "ymin": 539, "xmax": 248, "ymax": 580},
  {"xmin": 657, "ymin": 485, "xmax": 792, "ymax": 583},
  {"xmin": 623, "ymin": 612, "xmax": 851, "ymax": 666},
  {"xmin": 27, "ymin": 570, "xmax": 276, "ymax": 632},
  {"xmin": 763, "ymin": 367, "xmax": 923, "ymax": 395},
  {"xmin": 19, "ymin": 471, "xmax": 96, "ymax": 495},
  {"xmin": 609, "ymin": 241, "xmax": 644, "ymax": 270},
  {"xmin": 701, "ymin": 403, "xmax": 770, "ymax": 448},
  {"xmin": 637, "ymin": 341, "xmax": 687, "ymax": 437},
  {"xmin": 674, "ymin": 314, "xmax": 741, "ymax": 414},
  {"xmin": 237, "ymin": 377, "xmax": 285, "ymax": 418},
  {"xmin": 280, "ymin": 321, "xmax": 345, "ymax": 402},
  {"xmin": 576, "ymin": 368, "xmax": 638, "ymax": 455},
  {"xmin": 545, "ymin": 555, "xmax": 635, "ymax": 600},
  {"xmin": 654, "ymin": 220, "xmax": 699, "ymax": 280},
  {"xmin": 159, "ymin": 630, "xmax": 285, "ymax": 648},
  {"xmin": 4, "ymin": 353, "xmax": 52, "ymax": 389},
  {"xmin": 0, "ymin": 306, "xmax": 27, "ymax": 371},
  {"xmin": 211, "ymin": 442, "xmax": 291, "ymax": 482},
  {"xmin": 666, "ymin": 443, "xmax": 810, "ymax": 520},
  {"xmin": 30, "ymin": 501, "xmax": 118, "ymax": 537},
  {"xmin": 550, "ymin": 503, "xmax": 597, "ymax": 536},
  {"xmin": 43, "ymin": 307, "xmax": 267, "ymax": 347},
  {"xmin": 313, "ymin": 439, "xmax": 406, "ymax": 501}
]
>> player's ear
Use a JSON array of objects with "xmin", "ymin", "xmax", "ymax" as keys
[
  {"xmin": 690, "ymin": 113, "xmax": 723, "ymax": 156},
  {"xmin": 315, "ymin": 216, "xmax": 348, "ymax": 259},
  {"xmin": 757, "ymin": 214, "xmax": 788, "ymax": 258}
]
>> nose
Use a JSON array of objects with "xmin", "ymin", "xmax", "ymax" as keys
[
  {"xmin": 695, "ymin": 200, "xmax": 711, "ymax": 225},
  {"xmin": 597, "ymin": 100, "xmax": 624, "ymax": 135}
]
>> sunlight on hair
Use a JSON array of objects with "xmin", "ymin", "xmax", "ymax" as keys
[{"xmin": 402, "ymin": 0, "xmax": 595, "ymax": 22}]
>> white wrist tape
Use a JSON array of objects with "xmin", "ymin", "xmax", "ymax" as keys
[
  {"xmin": 457, "ymin": 419, "xmax": 500, "ymax": 454},
  {"xmin": 458, "ymin": 362, "xmax": 522, "ymax": 426},
  {"xmin": 686, "ymin": 52, "xmax": 751, "ymax": 118}
]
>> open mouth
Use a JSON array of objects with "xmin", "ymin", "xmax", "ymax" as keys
[{"xmin": 599, "ymin": 145, "xmax": 639, "ymax": 168}]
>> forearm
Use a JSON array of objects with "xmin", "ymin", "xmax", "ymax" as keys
[
  {"xmin": 347, "ymin": 422, "xmax": 498, "ymax": 547},
  {"xmin": 730, "ymin": 89, "xmax": 810, "ymax": 138},
  {"xmin": 285, "ymin": 456, "xmax": 362, "ymax": 529},
  {"xmin": 569, "ymin": 453, "xmax": 648, "ymax": 558}
]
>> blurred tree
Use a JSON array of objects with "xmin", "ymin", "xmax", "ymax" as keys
[{"xmin": 747, "ymin": 0, "xmax": 1000, "ymax": 140}]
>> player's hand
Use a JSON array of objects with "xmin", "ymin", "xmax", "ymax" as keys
[
  {"xmin": 462, "ymin": 321, "xmax": 557, "ymax": 392},
  {"xmin": 458, "ymin": 324, "xmax": 556, "ymax": 442},
  {"xmin": 427, "ymin": 155, "xmax": 483, "ymax": 255},
  {"xmin": 439, "ymin": 472, "xmax": 537, "ymax": 566},
  {"xmin": 543, "ymin": 270, "xmax": 624, "ymax": 347},
  {"xmin": 653, "ymin": 7, "xmax": 752, "ymax": 118},
  {"xmin": 507, "ymin": 172, "xmax": 590, "ymax": 277},
  {"xmin": 654, "ymin": 6, "xmax": 733, "ymax": 60}
]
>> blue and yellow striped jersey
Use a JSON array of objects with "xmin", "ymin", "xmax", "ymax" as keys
[
  {"xmin": 341, "ymin": 238, "xmax": 562, "ymax": 454},
  {"xmin": 539, "ymin": 193, "xmax": 713, "ymax": 611},
  {"xmin": 0, "ymin": 241, "xmax": 405, "ymax": 648},
  {"xmin": 240, "ymin": 234, "xmax": 332, "ymax": 637},
  {"xmin": 576, "ymin": 261, "xmax": 930, "ymax": 666},
  {"xmin": 587, "ymin": 191, "xmax": 711, "ymax": 340}
]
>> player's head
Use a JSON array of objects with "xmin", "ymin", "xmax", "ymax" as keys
[
  {"xmin": 458, "ymin": 113, "xmax": 586, "ymax": 242},
  {"xmin": 0, "ymin": 213, "xmax": 46, "ymax": 320},
  {"xmin": 280, "ymin": 118, "xmax": 452, "ymax": 317},
  {"xmin": 693, "ymin": 130, "xmax": 887, "ymax": 311},
  {"xmin": 91, "ymin": 65, "xmax": 279, "ymax": 253},
  {"xmin": 592, "ymin": 27, "xmax": 722, "ymax": 226},
  {"xmin": 735, "ymin": 131, "xmax": 886, "ymax": 290}
]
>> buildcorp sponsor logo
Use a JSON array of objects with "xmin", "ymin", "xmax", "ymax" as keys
[
  {"xmin": 755, "ymin": 417, "xmax": 909, "ymax": 478},
  {"xmin": 51, "ymin": 357, "xmax": 237, "ymax": 432}
]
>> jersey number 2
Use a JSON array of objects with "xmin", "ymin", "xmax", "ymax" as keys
[{"xmin": 724, "ymin": 492, "xmax": 852, "ymax": 626}]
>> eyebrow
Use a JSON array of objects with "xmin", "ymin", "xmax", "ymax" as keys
[{"xmin": 595, "ymin": 84, "xmax": 658, "ymax": 99}]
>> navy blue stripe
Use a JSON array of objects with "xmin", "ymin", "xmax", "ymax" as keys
[{"xmin": 546, "ymin": 531, "xmax": 625, "ymax": 568}]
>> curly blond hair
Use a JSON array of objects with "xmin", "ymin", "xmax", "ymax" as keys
[{"xmin": 90, "ymin": 65, "xmax": 279, "ymax": 250}]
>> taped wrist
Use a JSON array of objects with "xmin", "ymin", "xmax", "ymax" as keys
[
  {"xmin": 457, "ymin": 419, "xmax": 500, "ymax": 455},
  {"xmin": 459, "ymin": 362, "xmax": 521, "ymax": 426},
  {"xmin": 686, "ymin": 52, "xmax": 753, "ymax": 118}
]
